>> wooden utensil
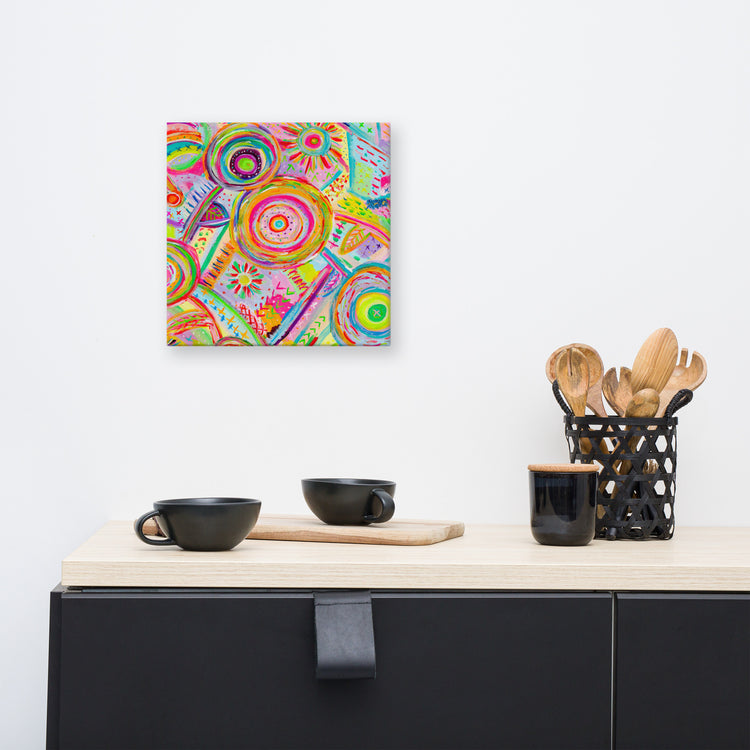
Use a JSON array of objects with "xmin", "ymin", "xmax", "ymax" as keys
[
  {"xmin": 625, "ymin": 388, "xmax": 661, "ymax": 419},
  {"xmin": 546, "ymin": 343, "xmax": 607, "ymax": 417},
  {"xmin": 555, "ymin": 347, "xmax": 593, "ymax": 455},
  {"xmin": 602, "ymin": 367, "xmax": 633, "ymax": 417},
  {"xmin": 631, "ymin": 328, "xmax": 679, "ymax": 395},
  {"xmin": 656, "ymin": 349, "xmax": 707, "ymax": 417},
  {"xmin": 618, "ymin": 389, "xmax": 661, "ymax": 475},
  {"xmin": 554, "ymin": 347, "xmax": 589, "ymax": 417}
]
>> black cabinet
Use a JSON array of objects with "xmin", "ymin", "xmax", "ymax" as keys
[
  {"xmin": 615, "ymin": 593, "xmax": 750, "ymax": 750},
  {"xmin": 50, "ymin": 587, "xmax": 750, "ymax": 750},
  {"xmin": 47, "ymin": 589, "xmax": 612, "ymax": 750}
]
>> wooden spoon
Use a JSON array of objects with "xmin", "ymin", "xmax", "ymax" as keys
[
  {"xmin": 618, "ymin": 389, "xmax": 661, "ymax": 475},
  {"xmin": 602, "ymin": 367, "xmax": 633, "ymax": 417},
  {"xmin": 656, "ymin": 349, "xmax": 707, "ymax": 417},
  {"xmin": 631, "ymin": 328, "xmax": 679, "ymax": 395},
  {"xmin": 625, "ymin": 388, "xmax": 660, "ymax": 418},
  {"xmin": 546, "ymin": 343, "xmax": 607, "ymax": 417}
]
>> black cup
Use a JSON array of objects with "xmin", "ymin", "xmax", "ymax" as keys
[
  {"xmin": 134, "ymin": 497, "xmax": 262, "ymax": 551},
  {"xmin": 528, "ymin": 465, "xmax": 598, "ymax": 546},
  {"xmin": 301, "ymin": 478, "xmax": 396, "ymax": 525}
]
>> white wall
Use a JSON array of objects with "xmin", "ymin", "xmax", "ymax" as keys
[{"xmin": 3, "ymin": 0, "xmax": 748, "ymax": 745}]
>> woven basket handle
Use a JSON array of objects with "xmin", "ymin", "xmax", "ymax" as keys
[
  {"xmin": 552, "ymin": 379, "xmax": 574, "ymax": 416},
  {"xmin": 665, "ymin": 389, "xmax": 693, "ymax": 418}
]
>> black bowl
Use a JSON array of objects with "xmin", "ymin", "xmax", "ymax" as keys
[
  {"xmin": 135, "ymin": 497, "xmax": 261, "ymax": 551},
  {"xmin": 302, "ymin": 478, "xmax": 396, "ymax": 525}
]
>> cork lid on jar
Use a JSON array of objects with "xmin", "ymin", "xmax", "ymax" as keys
[{"xmin": 527, "ymin": 463, "xmax": 599, "ymax": 473}]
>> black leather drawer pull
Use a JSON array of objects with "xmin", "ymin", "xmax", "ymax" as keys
[{"xmin": 314, "ymin": 591, "xmax": 376, "ymax": 679}]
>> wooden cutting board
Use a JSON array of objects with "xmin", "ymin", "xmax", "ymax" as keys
[{"xmin": 142, "ymin": 514, "xmax": 464, "ymax": 546}]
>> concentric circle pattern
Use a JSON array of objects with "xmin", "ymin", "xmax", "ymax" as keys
[
  {"xmin": 298, "ymin": 126, "xmax": 332, "ymax": 156},
  {"xmin": 231, "ymin": 178, "xmax": 333, "ymax": 268},
  {"xmin": 167, "ymin": 239, "xmax": 200, "ymax": 304},
  {"xmin": 333, "ymin": 264, "xmax": 390, "ymax": 345},
  {"xmin": 204, "ymin": 124, "xmax": 281, "ymax": 190}
]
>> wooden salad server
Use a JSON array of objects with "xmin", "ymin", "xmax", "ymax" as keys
[
  {"xmin": 554, "ymin": 347, "xmax": 589, "ymax": 417},
  {"xmin": 602, "ymin": 367, "xmax": 633, "ymax": 417},
  {"xmin": 656, "ymin": 349, "xmax": 707, "ymax": 417},
  {"xmin": 546, "ymin": 343, "xmax": 607, "ymax": 417},
  {"xmin": 555, "ymin": 347, "xmax": 593, "ymax": 455}
]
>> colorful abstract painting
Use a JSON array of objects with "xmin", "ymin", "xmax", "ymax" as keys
[{"xmin": 166, "ymin": 122, "xmax": 390, "ymax": 346}]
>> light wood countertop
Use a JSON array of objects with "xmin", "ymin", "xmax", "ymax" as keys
[{"xmin": 61, "ymin": 521, "xmax": 750, "ymax": 591}]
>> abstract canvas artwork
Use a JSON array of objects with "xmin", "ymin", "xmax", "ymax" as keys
[{"xmin": 166, "ymin": 122, "xmax": 390, "ymax": 346}]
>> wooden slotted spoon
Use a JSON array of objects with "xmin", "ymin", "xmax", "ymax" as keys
[
  {"xmin": 555, "ymin": 347, "xmax": 594, "ymax": 455},
  {"xmin": 555, "ymin": 347, "xmax": 589, "ymax": 417},
  {"xmin": 546, "ymin": 343, "xmax": 607, "ymax": 417},
  {"xmin": 602, "ymin": 367, "xmax": 633, "ymax": 418},
  {"xmin": 656, "ymin": 349, "xmax": 707, "ymax": 417}
]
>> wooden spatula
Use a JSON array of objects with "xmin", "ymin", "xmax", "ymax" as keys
[{"xmin": 631, "ymin": 328, "xmax": 679, "ymax": 395}]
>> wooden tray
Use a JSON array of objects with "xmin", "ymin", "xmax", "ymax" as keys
[{"xmin": 142, "ymin": 514, "xmax": 464, "ymax": 546}]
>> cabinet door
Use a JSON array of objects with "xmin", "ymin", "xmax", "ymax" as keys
[
  {"xmin": 616, "ymin": 593, "xmax": 750, "ymax": 750},
  {"xmin": 48, "ymin": 589, "xmax": 611, "ymax": 750}
]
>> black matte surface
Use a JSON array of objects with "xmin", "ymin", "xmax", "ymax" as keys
[
  {"xmin": 135, "ymin": 497, "xmax": 261, "ymax": 550},
  {"xmin": 46, "ymin": 587, "xmax": 62, "ymax": 750},
  {"xmin": 50, "ymin": 590, "xmax": 611, "ymax": 750},
  {"xmin": 314, "ymin": 591, "xmax": 376, "ymax": 679},
  {"xmin": 301, "ymin": 478, "xmax": 396, "ymax": 525},
  {"xmin": 616, "ymin": 593, "xmax": 750, "ymax": 750}
]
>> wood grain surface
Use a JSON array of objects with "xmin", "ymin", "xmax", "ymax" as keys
[
  {"xmin": 143, "ymin": 514, "xmax": 464, "ymax": 546},
  {"xmin": 631, "ymin": 327, "xmax": 679, "ymax": 394},
  {"xmin": 527, "ymin": 464, "xmax": 599, "ymax": 473},
  {"xmin": 61, "ymin": 522, "xmax": 750, "ymax": 591}
]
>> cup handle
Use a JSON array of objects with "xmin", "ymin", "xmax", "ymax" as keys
[
  {"xmin": 134, "ymin": 510, "xmax": 175, "ymax": 546},
  {"xmin": 364, "ymin": 489, "xmax": 395, "ymax": 524}
]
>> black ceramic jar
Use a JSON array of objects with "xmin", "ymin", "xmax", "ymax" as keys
[{"xmin": 528, "ymin": 464, "xmax": 599, "ymax": 546}]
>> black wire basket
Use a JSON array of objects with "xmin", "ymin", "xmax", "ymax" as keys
[{"xmin": 554, "ymin": 384, "xmax": 693, "ymax": 540}]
